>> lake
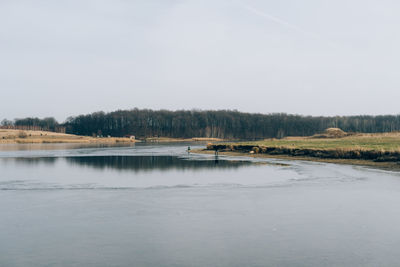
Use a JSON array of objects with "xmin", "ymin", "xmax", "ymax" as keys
[{"xmin": 1, "ymin": 142, "xmax": 400, "ymax": 266}]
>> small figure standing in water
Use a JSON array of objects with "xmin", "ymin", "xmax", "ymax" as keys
[
  {"xmin": 214, "ymin": 148, "xmax": 219, "ymax": 164},
  {"xmin": 187, "ymin": 146, "xmax": 191, "ymax": 153}
]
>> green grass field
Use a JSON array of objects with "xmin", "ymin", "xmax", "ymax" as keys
[
  {"xmin": 204, "ymin": 132, "xmax": 400, "ymax": 168},
  {"xmin": 232, "ymin": 134, "xmax": 400, "ymax": 152}
]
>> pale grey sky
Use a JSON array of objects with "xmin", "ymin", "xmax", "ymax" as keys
[{"xmin": 1, "ymin": 0, "xmax": 400, "ymax": 121}]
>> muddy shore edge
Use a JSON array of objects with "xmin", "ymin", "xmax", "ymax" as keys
[{"xmin": 194, "ymin": 145, "xmax": 400, "ymax": 171}]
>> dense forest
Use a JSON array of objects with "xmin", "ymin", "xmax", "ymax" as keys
[{"xmin": 3, "ymin": 109, "xmax": 400, "ymax": 139}]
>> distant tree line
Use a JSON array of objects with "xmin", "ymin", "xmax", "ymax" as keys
[
  {"xmin": 62, "ymin": 109, "xmax": 400, "ymax": 139},
  {"xmin": 1, "ymin": 117, "xmax": 59, "ymax": 131},
  {"xmin": 4, "ymin": 110, "xmax": 400, "ymax": 139}
]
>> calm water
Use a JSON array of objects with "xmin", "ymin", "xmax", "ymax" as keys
[{"xmin": 2, "ymin": 143, "xmax": 400, "ymax": 266}]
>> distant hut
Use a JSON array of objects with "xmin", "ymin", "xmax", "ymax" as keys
[{"xmin": 124, "ymin": 135, "xmax": 135, "ymax": 140}]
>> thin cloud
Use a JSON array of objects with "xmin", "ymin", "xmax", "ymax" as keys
[{"xmin": 243, "ymin": 4, "xmax": 336, "ymax": 48}]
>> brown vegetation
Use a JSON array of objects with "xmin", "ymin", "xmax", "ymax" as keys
[
  {"xmin": 312, "ymin": 128, "xmax": 349, "ymax": 138},
  {"xmin": 17, "ymin": 130, "xmax": 28, "ymax": 138},
  {"xmin": 0, "ymin": 130, "xmax": 223, "ymax": 144},
  {"xmin": 205, "ymin": 131, "xmax": 400, "ymax": 166},
  {"xmin": 0, "ymin": 129, "xmax": 136, "ymax": 144},
  {"xmin": 144, "ymin": 137, "xmax": 223, "ymax": 142}
]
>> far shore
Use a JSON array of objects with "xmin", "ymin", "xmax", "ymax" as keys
[
  {"xmin": 0, "ymin": 129, "xmax": 225, "ymax": 145},
  {"xmin": 0, "ymin": 129, "xmax": 136, "ymax": 144},
  {"xmin": 143, "ymin": 137, "xmax": 224, "ymax": 142}
]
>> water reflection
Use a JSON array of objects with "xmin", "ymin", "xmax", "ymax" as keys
[
  {"xmin": 1, "ymin": 157, "xmax": 59, "ymax": 166},
  {"xmin": 1, "ymin": 155, "xmax": 254, "ymax": 172},
  {"xmin": 3, "ymin": 144, "xmax": 400, "ymax": 267},
  {"xmin": 65, "ymin": 156, "xmax": 252, "ymax": 172}
]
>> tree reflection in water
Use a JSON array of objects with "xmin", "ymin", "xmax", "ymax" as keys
[{"xmin": 65, "ymin": 156, "xmax": 252, "ymax": 172}]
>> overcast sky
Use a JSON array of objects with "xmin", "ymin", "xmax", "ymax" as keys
[{"xmin": 1, "ymin": 0, "xmax": 400, "ymax": 122}]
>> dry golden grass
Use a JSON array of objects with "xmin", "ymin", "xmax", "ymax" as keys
[
  {"xmin": 144, "ymin": 137, "xmax": 223, "ymax": 142},
  {"xmin": 191, "ymin": 137, "xmax": 223, "ymax": 141},
  {"xmin": 247, "ymin": 133, "xmax": 400, "ymax": 152},
  {"xmin": 0, "ymin": 129, "xmax": 136, "ymax": 144},
  {"xmin": 0, "ymin": 130, "xmax": 222, "ymax": 144},
  {"xmin": 205, "ymin": 131, "xmax": 400, "ymax": 168}
]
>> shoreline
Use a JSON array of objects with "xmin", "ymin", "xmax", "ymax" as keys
[
  {"xmin": 0, "ymin": 137, "xmax": 224, "ymax": 144},
  {"xmin": 0, "ymin": 138, "xmax": 137, "ymax": 144},
  {"xmin": 0, "ymin": 130, "xmax": 226, "ymax": 144},
  {"xmin": 0, "ymin": 129, "xmax": 137, "ymax": 144},
  {"xmin": 142, "ymin": 137, "xmax": 224, "ymax": 143},
  {"xmin": 192, "ymin": 149, "xmax": 400, "ymax": 171}
]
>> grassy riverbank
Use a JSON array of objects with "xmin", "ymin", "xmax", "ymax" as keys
[
  {"xmin": 0, "ymin": 129, "xmax": 136, "ymax": 144},
  {"xmin": 202, "ymin": 131, "xmax": 400, "ymax": 170},
  {"xmin": 238, "ymin": 133, "xmax": 400, "ymax": 151}
]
